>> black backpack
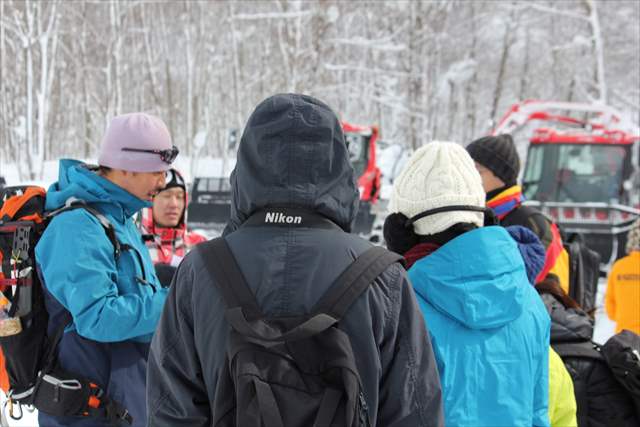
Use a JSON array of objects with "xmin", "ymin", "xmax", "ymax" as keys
[
  {"xmin": 199, "ymin": 238, "xmax": 402, "ymax": 427},
  {"xmin": 565, "ymin": 234, "xmax": 601, "ymax": 314},
  {"xmin": 0, "ymin": 186, "xmax": 132, "ymax": 424},
  {"xmin": 601, "ymin": 330, "xmax": 640, "ymax": 418},
  {"xmin": 553, "ymin": 340, "xmax": 639, "ymax": 426}
]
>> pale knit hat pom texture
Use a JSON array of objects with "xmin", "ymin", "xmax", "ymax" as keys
[{"xmin": 389, "ymin": 141, "xmax": 485, "ymax": 236}]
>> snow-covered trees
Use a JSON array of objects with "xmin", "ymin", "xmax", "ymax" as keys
[
  {"xmin": 1, "ymin": 0, "xmax": 59, "ymax": 179},
  {"xmin": 0, "ymin": 0, "xmax": 638, "ymax": 180}
]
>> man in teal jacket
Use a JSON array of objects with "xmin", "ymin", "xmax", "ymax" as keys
[{"xmin": 35, "ymin": 113, "xmax": 178, "ymax": 426}]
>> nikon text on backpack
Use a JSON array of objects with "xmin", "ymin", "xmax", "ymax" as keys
[
  {"xmin": 198, "ymin": 237, "xmax": 403, "ymax": 427},
  {"xmin": 0, "ymin": 186, "xmax": 132, "ymax": 425}
]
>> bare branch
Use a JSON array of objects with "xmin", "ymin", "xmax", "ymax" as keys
[
  {"xmin": 232, "ymin": 11, "xmax": 312, "ymax": 21},
  {"xmin": 521, "ymin": 2, "xmax": 589, "ymax": 22},
  {"xmin": 323, "ymin": 63, "xmax": 411, "ymax": 78}
]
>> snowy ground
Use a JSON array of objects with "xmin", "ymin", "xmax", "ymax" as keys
[
  {"xmin": 592, "ymin": 278, "xmax": 617, "ymax": 344},
  {"xmin": 0, "ymin": 403, "xmax": 36, "ymax": 426}
]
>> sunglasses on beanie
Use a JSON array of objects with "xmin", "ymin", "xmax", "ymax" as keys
[{"xmin": 121, "ymin": 145, "xmax": 179, "ymax": 164}]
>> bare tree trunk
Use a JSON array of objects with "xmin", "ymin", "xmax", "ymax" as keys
[
  {"xmin": 567, "ymin": 77, "xmax": 576, "ymax": 102},
  {"xmin": 292, "ymin": 0, "xmax": 303, "ymax": 92},
  {"xmin": 447, "ymin": 80, "xmax": 457, "ymax": 139},
  {"xmin": 139, "ymin": 4, "xmax": 162, "ymax": 107},
  {"xmin": 107, "ymin": 0, "xmax": 123, "ymax": 120},
  {"xmin": 36, "ymin": 1, "xmax": 58, "ymax": 178},
  {"xmin": 228, "ymin": 3, "xmax": 243, "ymax": 128},
  {"xmin": 24, "ymin": 1, "xmax": 35, "ymax": 179},
  {"xmin": 184, "ymin": 2, "xmax": 194, "ymax": 157},
  {"xmin": 490, "ymin": 10, "xmax": 516, "ymax": 125},
  {"xmin": 0, "ymin": 0, "xmax": 7, "ymax": 166},
  {"xmin": 407, "ymin": 1, "xmax": 419, "ymax": 150},
  {"xmin": 518, "ymin": 26, "xmax": 530, "ymax": 101},
  {"xmin": 429, "ymin": 32, "xmax": 443, "ymax": 141},
  {"xmin": 549, "ymin": 1, "xmax": 560, "ymax": 99},
  {"xmin": 584, "ymin": 0, "xmax": 606, "ymax": 103},
  {"xmin": 275, "ymin": 0, "xmax": 294, "ymax": 92},
  {"xmin": 79, "ymin": 2, "xmax": 92, "ymax": 158},
  {"xmin": 157, "ymin": 7, "xmax": 176, "ymax": 138},
  {"xmin": 464, "ymin": 2, "xmax": 478, "ymax": 143}
]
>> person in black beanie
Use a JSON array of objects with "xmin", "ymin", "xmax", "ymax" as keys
[
  {"xmin": 139, "ymin": 168, "xmax": 206, "ymax": 286},
  {"xmin": 466, "ymin": 134, "xmax": 520, "ymax": 189},
  {"xmin": 466, "ymin": 134, "xmax": 569, "ymax": 290}
]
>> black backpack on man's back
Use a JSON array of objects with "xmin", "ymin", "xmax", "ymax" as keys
[
  {"xmin": 564, "ymin": 234, "xmax": 601, "ymax": 315},
  {"xmin": 553, "ymin": 332, "xmax": 640, "ymax": 426},
  {"xmin": 199, "ymin": 238, "xmax": 402, "ymax": 427},
  {"xmin": 601, "ymin": 330, "xmax": 640, "ymax": 419}
]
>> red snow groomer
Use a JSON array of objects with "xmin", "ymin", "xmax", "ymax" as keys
[
  {"xmin": 493, "ymin": 100, "xmax": 640, "ymax": 268},
  {"xmin": 342, "ymin": 122, "xmax": 381, "ymax": 234}
]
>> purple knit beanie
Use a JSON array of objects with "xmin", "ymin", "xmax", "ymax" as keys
[{"xmin": 98, "ymin": 113, "xmax": 175, "ymax": 172}]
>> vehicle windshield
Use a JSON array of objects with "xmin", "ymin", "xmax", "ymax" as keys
[
  {"xmin": 345, "ymin": 133, "xmax": 369, "ymax": 177},
  {"xmin": 522, "ymin": 143, "xmax": 628, "ymax": 203},
  {"xmin": 195, "ymin": 177, "xmax": 231, "ymax": 193}
]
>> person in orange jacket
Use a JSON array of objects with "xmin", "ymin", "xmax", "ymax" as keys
[{"xmin": 606, "ymin": 218, "xmax": 640, "ymax": 334}]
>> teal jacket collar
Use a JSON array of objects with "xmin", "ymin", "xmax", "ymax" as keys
[{"xmin": 45, "ymin": 159, "xmax": 150, "ymax": 223}]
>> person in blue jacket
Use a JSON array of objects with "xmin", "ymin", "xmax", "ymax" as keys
[
  {"xmin": 35, "ymin": 113, "xmax": 178, "ymax": 426},
  {"xmin": 383, "ymin": 141, "xmax": 551, "ymax": 427}
]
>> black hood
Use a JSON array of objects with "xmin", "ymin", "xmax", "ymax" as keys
[
  {"xmin": 540, "ymin": 293, "xmax": 594, "ymax": 343},
  {"xmin": 224, "ymin": 94, "xmax": 359, "ymax": 234}
]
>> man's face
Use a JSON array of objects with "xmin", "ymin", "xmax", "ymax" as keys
[
  {"xmin": 120, "ymin": 171, "xmax": 166, "ymax": 202},
  {"xmin": 474, "ymin": 162, "xmax": 505, "ymax": 193},
  {"xmin": 153, "ymin": 187, "xmax": 185, "ymax": 228}
]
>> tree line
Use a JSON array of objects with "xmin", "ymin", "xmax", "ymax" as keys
[{"xmin": 0, "ymin": 0, "xmax": 638, "ymax": 180}]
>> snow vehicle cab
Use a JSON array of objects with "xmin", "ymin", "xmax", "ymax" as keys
[
  {"xmin": 186, "ymin": 176, "xmax": 231, "ymax": 236},
  {"xmin": 493, "ymin": 100, "xmax": 640, "ymax": 268},
  {"xmin": 342, "ymin": 122, "xmax": 382, "ymax": 235}
]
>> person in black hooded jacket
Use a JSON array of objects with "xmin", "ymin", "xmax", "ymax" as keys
[
  {"xmin": 536, "ymin": 277, "xmax": 638, "ymax": 427},
  {"xmin": 146, "ymin": 94, "xmax": 444, "ymax": 427}
]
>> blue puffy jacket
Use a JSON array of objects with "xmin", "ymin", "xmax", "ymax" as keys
[
  {"xmin": 409, "ymin": 226, "xmax": 551, "ymax": 427},
  {"xmin": 35, "ymin": 159, "xmax": 167, "ymax": 426}
]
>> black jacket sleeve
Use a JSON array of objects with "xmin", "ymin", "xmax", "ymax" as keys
[
  {"xmin": 525, "ymin": 212, "xmax": 553, "ymax": 250},
  {"xmin": 377, "ymin": 265, "xmax": 445, "ymax": 427},
  {"xmin": 147, "ymin": 262, "xmax": 211, "ymax": 427}
]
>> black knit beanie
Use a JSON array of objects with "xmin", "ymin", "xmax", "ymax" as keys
[
  {"xmin": 466, "ymin": 134, "xmax": 520, "ymax": 186},
  {"xmin": 163, "ymin": 169, "xmax": 186, "ymax": 192}
]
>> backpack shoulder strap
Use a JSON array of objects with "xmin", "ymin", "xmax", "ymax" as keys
[
  {"xmin": 46, "ymin": 198, "xmax": 121, "ymax": 258},
  {"xmin": 197, "ymin": 241, "xmax": 403, "ymax": 344},
  {"xmin": 312, "ymin": 246, "xmax": 404, "ymax": 320},
  {"xmin": 196, "ymin": 237, "xmax": 262, "ymax": 318},
  {"xmin": 553, "ymin": 341, "xmax": 604, "ymax": 360}
]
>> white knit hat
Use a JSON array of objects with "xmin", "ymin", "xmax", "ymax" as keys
[{"xmin": 388, "ymin": 141, "xmax": 486, "ymax": 236}]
